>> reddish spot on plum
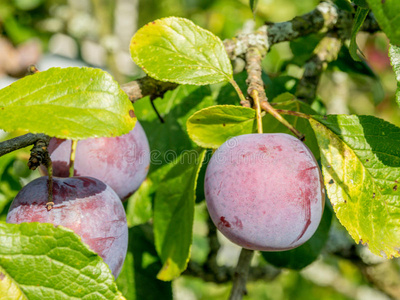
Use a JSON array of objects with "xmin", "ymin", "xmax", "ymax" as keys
[
  {"xmin": 394, "ymin": 185, "xmax": 398, "ymax": 191},
  {"xmin": 233, "ymin": 216, "xmax": 243, "ymax": 229},
  {"xmin": 40, "ymin": 121, "xmax": 150, "ymax": 200},
  {"xmin": 129, "ymin": 110, "xmax": 136, "ymax": 118},
  {"xmin": 0, "ymin": 272, "xmax": 4, "ymax": 280},
  {"xmin": 219, "ymin": 216, "xmax": 231, "ymax": 228},
  {"xmin": 205, "ymin": 133, "xmax": 324, "ymax": 251},
  {"xmin": 6, "ymin": 176, "xmax": 128, "ymax": 279},
  {"xmin": 258, "ymin": 145, "xmax": 268, "ymax": 154}
]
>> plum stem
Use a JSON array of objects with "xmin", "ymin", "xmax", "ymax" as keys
[
  {"xmin": 251, "ymin": 90, "xmax": 263, "ymax": 134},
  {"xmin": 230, "ymin": 79, "xmax": 247, "ymax": 104},
  {"xmin": 228, "ymin": 248, "xmax": 254, "ymax": 300},
  {"xmin": 69, "ymin": 140, "xmax": 78, "ymax": 177},
  {"xmin": 260, "ymin": 101, "xmax": 305, "ymax": 141},
  {"xmin": 46, "ymin": 160, "xmax": 54, "ymax": 211}
]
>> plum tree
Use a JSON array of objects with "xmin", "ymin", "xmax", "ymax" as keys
[
  {"xmin": 40, "ymin": 121, "xmax": 150, "ymax": 200},
  {"xmin": 6, "ymin": 176, "xmax": 128, "ymax": 279},
  {"xmin": 204, "ymin": 133, "xmax": 324, "ymax": 251}
]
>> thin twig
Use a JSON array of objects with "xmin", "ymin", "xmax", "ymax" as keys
[{"xmin": 261, "ymin": 101, "xmax": 305, "ymax": 140}]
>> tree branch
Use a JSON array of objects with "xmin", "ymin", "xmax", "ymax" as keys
[{"xmin": 0, "ymin": 133, "xmax": 50, "ymax": 157}]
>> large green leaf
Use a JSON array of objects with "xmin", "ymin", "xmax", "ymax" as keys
[
  {"xmin": 130, "ymin": 17, "xmax": 233, "ymax": 85},
  {"xmin": 389, "ymin": 44, "xmax": 400, "ymax": 107},
  {"xmin": 116, "ymin": 225, "xmax": 172, "ymax": 300},
  {"xmin": 310, "ymin": 115, "xmax": 400, "ymax": 258},
  {"xmin": 0, "ymin": 222, "xmax": 123, "ymax": 299},
  {"xmin": 365, "ymin": 0, "xmax": 400, "ymax": 45},
  {"xmin": 154, "ymin": 149, "xmax": 206, "ymax": 281},
  {"xmin": 0, "ymin": 67, "xmax": 136, "ymax": 139},
  {"xmin": 187, "ymin": 105, "xmax": 257, "ymax": 149},
  {"xmin": 128, "ymin": 86, "xmax": 213, "ymax": 230},
  {"xmin": 261, "ymin": 202, "xmax": 332, "ymax": 270},
  {"xmin": 126, "ymin": 179, "xmax": 153, "ymax": 227}
]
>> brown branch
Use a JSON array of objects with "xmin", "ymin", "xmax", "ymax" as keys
[
  {"xmin": 120, "ymin": 76, "xmax": 178, "ymax": 103},
  {"xmin": 0, "ymin": 133, "xmax": 50, "ymax": 157}
]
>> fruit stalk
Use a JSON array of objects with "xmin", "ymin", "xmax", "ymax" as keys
[
  {"xmin": 228, "ymin": 248, "xmax": 255, "ymax": 300},
  {"xmin": 69, "ymin": 140, "xmax": 78, "ymax": 177}
]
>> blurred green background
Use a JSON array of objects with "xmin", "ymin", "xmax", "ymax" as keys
[{"xmin": 1, "ymin": 0, "xmax": 399, "ymax": 299}]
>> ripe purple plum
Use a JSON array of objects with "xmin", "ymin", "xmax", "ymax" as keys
[
  {"xmin": 6, "ymin": 176, "xmax": 128, "ymax": 279},
  {"xmin": 204, "ymin": 133, "xmax": 324, "ymax": 251},
  {"xmin": 40, "ymin": 121, "xmax": 150, "ymax": 200}
]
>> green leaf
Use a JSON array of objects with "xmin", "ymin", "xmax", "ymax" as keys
[
  {"xmin": 353, "ymin": 0, "xmax": 369, "ymax": 8},
  {"xmin": 330, "ymin": 46, "xmax": 377, "ymax": 78},
  {"xmin": 334, "ymin": 0, "xmax": 354, "ymax": 12},
  {"xmin": 288, "ymin": 34, "xmax": 324, "ymax": 66},
  {"xmin": 365, "ymin": 0, "xmax": 400, "ymax": 45},
  {"xmin": 265, "ymin": 93, "xmax": 320, "ymax": 159},
  {"xmin": 0, "ymin": 265, "xmax": 28, "ymax": 300},
  {"xmin": 154, "ymin": 149, "xmax": 206, "ymax": 280},
  {"xmin": 0, "ymin": 67, "xmax": 136, "ymax": 139},
  {"xmin": 0, "ymin": 222, "xmax": 123, "ymax": 299},
  {"xmin": 349, "ymin": 7, "xmax": 369, "ymax": 61},
  {"xmin": 309, "ymin": 115, "xmax": 400, "ymax": 258},
  {"xmin": 126, "ymin": 179, "xmax": 153, "ymax": 227},
  {"xmin": 389, "ymin": 44, "xmax": 400, "ymax": 107},
  {"xmin": 186, "ymin": 105, "xmax": 257, "ymax": 149},
  {"xmin": 130, "ymin": 17, "xmax": 233, "ymax": 85},
  {"xmin": 249, "ymin": 0, "xmax": 259, "ymax": 15},
  {"xmin": 261, "ymin": 202, "xmax": 332, "ymax": 270},
  {"xmin": 116, "ymin": 225, "xmax": 172, "ymax": 300}
]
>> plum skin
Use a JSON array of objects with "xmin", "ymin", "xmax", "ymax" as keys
[
  {"xmin": 6, "ymin": 176, "xmax": 128, "ymax": 279},
  {"xmin": 204, "ymin": 133, "xmax": 325, "ymax": 251},
  {"xmin": 40, "ymin": 121, "xmax": 150, "ymax": 200}
]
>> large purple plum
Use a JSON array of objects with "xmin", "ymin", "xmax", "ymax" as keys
[
  {"xmin": 40, "ymin": 121, "xmax": 150, "ymax": 200},
  {"xmin": 6, "ymin": 176, "xmax": 128, "ymax": 279},
  {"xmin": 204, "ymin": 133, "xmax": 324, "ymax": 251}
]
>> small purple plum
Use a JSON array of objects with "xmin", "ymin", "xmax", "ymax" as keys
[
  {"xmin": 204, "ymin": 133, "xmax": 324, "ymax": 251},
  {"xmin": 40, "ymin": 121, "xmax": 150, "ymax": 200},
  {"xmin": 6, "ymin": 176, "xmax": 128, "ymax": 279}
]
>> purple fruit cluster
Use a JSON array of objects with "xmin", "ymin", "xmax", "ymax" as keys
[
  {"xmin": 6, "ymin": 122, "xmax": 150, "ymax": 279},
  {"xmin": 204, "ymin": 133, "xmax": 324, "ymax": 251}
]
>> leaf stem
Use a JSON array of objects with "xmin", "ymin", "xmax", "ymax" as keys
[
  {"xmin": 230, "ymin": 79, "xmax": 247, "ymax": 104},
  {"xmin": 69, "ymin": 140, "xmax": 78, "ymax": 177},
  {"xmin": 260, "ymin": 101, "xmax": 305, "ymax": 140},
  {"xmin": 251, "ymin": 90, "xmax": 263, "ymax": 134}
]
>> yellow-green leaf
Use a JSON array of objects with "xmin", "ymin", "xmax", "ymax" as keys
[
  {"xmin": 310, "ymin": 115, "xmax": 400, "ymax": 258},
  {"xmin": 130, "ymin": 17, "xmax": 233, "ymax": 85},
  {"xmin": 187, "ymin": 105, "xmax": 257, "ymax": 149},
  {"xmin": 0, "ymin": 67, "xmax": 136, "ymax": 139}
]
